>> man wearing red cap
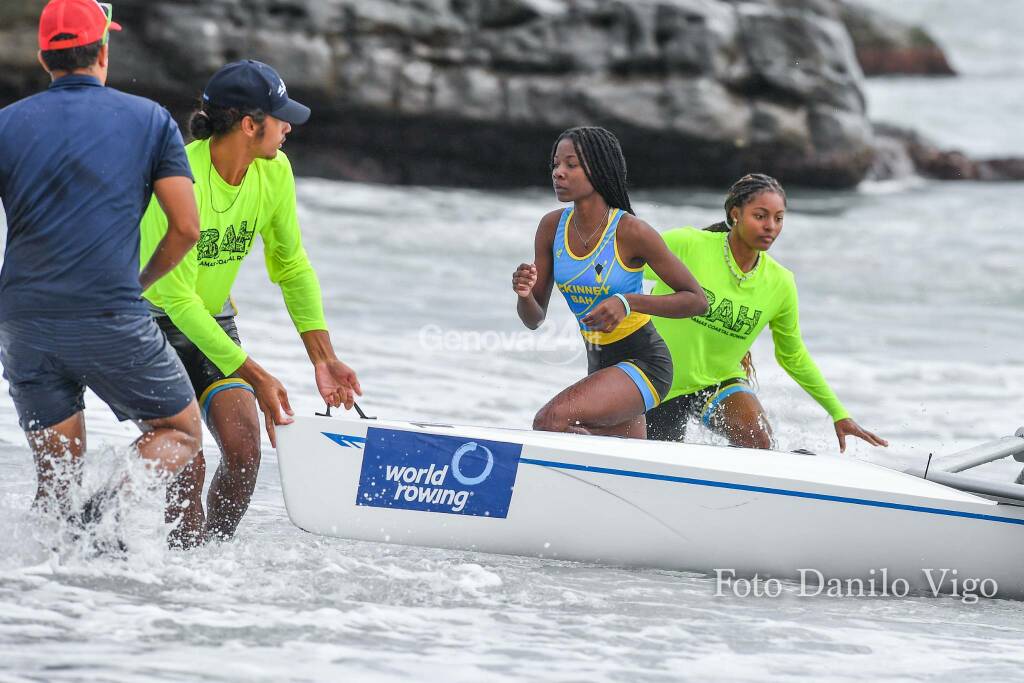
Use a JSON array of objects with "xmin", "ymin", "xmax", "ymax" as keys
[{"xmin": 0, "ymin": 0, "xmax": 204, "ymax": 535}]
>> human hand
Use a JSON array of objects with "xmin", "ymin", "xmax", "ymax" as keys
[
  {"xmin": 315, "ymin": 358, "xmax": 363, "ymax": 410},
  {"xmin": 581, "ymin": 295, "xmax": 628, "ymax": 333},
  {"xmin": 513, "ymin": 263, "xmax": 537, "ymax": 298},
  {"xmin": 835, "ymin": 418, "xmax": 888, "ymax": 453},
  {"xmin": 250, "ymin": 372, "xmax": 294, "ymax": 448}
]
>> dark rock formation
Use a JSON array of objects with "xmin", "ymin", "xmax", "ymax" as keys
[
  {"xmin": 2, "ymin": 0, "xmax": 874, "ymax": 188},
  {"xmin": 870, "ymin": 123, "xmax": 1024, "ymax": 182},
  {"xmin": 839, "ymin": 1, "xmax": 955, "ymax": 76}
]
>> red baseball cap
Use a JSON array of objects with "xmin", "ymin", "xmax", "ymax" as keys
[{"xmin": 39, "ymin": 0, "xmax": 122, "ymax": 51}]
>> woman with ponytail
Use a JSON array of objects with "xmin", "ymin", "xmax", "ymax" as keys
[
  {"xmin": 644, "ymin": 174, "xmax": 887, "ymax": 453},
  {"xmin": 512, "ymin": 127, "xmax": 708, "ymax": 438}
]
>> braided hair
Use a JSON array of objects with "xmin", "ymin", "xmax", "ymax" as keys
[
  {"xmin": 552, "ymin": 127, "xmax": 635, "ymax": 215},
  {"xmin": 707, "ymin": 173, "xmax": 785, "ymax": 385},
  {"xmin": 704, "ymin": 173, "xmax": 786, "ymax": 232}
]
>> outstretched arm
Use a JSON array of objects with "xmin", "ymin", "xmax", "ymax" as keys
[
  {"xmin": 771, "ymin": 276, "xmax": 887, "ymax": 453},
  {"xmin": 261, "ymin": 155, "xmax": 361, "ymax": 417}
]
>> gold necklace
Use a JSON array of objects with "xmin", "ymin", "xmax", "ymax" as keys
[
  {"xmin": 208, "ymin": 157, "xmax": 248, "ymax": 214},
  {"xmin": 572, "ymin": 208, "xmax": 610, "ymax": 249}
]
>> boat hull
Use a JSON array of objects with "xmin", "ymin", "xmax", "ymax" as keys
[{"xmin": 276, "ymin": 416, "xmax": 1024, "ymax": 599}]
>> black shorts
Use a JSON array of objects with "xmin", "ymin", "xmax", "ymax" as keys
[
  {"xmin": 646, "ymin": 377, "xmax": 755, "ymax": 442},
  {"xmin": 586, "ymin": 322, "xmax": 673, "ymax": 412},
  {"xmin": 0, "ymin": 314, "xmax": 194, "ymax": 431},
  {"xmin": 154, "ymin": 316, "xmax": 253, "ymax": 420}
]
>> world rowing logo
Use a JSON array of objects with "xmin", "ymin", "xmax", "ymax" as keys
[
  {"xmin": 355, "ymin": 429, "xmax": 522, "ymax": 517},
  {"xmin": 450, "ymin": 442, "xmax": 494, "ymax": 485}
]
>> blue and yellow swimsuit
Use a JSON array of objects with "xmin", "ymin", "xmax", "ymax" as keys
[{"xmin": 552, "ymin": 207, "xmax": 673, "ymax": 411}]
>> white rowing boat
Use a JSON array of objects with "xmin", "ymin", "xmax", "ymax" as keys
[{"xmin": 276, "ymin": 414, "xmax": 1024, "ymax": 599}]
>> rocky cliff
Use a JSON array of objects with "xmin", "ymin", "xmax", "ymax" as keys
[
  {"xmin": 839, "ymin": 2, "xmax": 955, "ymax": 76},
  {"xmin": 0, "ymin": 0, "xmax": 969, "ymax": 188}
]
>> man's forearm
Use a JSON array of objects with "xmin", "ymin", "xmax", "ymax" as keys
[
  {"xmin": 140, "ymin": 228, "xmax": 198, "ymax": 291},
  {"xmin": 300, "ymin": 329, "xmax": 337, "ymax": 365},
  {"xmin": 146, "ymin": 175, "xmax": 200, "ymax": 291},
  {"xmin": 234, "ymin": 356, "xmax": 270, "ymax": 385}
]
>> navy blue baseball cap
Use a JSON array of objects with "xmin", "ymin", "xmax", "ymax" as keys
[{"xmin": 202, "ymin": 60, "xmax": 310, "ymax": 125}]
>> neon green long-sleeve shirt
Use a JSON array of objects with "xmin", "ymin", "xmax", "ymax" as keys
[
  {"xmin": 645, "ymin": 228, "xmax": 849, "ymax": 421},
  {"xmin": 139, "ymin": 139, "xmax": 326, "ymax": 375}
]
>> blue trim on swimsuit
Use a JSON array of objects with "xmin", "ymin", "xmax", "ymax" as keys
[
  {"xmin": 617, "ymin": 361, "xmax": 657, "ymax": 412},
  {"xmin": 701, "ymin": 383, "xmax": 754, "ymax": 426},
  {"xmin": 201, "ymin": 380, "xmax": 254, "ymax": 420}
]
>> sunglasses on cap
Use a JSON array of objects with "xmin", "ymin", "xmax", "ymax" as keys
[{"xmin": 98, "ymin": 2, "xmax": 113, "ymax": 46}]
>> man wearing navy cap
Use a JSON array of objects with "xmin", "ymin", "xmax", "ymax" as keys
[
  {"xmin": 0, "ymin": 0, "xmax": 203, "ymax": 530},
  {"xmin": 140, "ymin": 60, "xmax": 362, "ymax": 545}
]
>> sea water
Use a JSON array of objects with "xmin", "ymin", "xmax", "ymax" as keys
[{"xmin": 2, "ymin": 2, "xmax": 1024, "ymax": 680}]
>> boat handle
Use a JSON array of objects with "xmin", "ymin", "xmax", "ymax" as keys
[{"xmin": 315, "ymin": 401, "xmax": 376, "ymax": 420}]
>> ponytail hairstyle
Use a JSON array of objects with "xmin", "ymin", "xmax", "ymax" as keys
[
  {"xmin": 703, "ymin": 173, "xmax": 786, "ymax": 232},
  {"xmin": 188, "ymin": 102, "xmax": 268, "ymax": 141},
  {"xmin": 551, "ymin": 126, "xmax": 635, "ymax": 215}
]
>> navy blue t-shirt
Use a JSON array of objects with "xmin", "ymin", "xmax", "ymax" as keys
[{"xmin": 0, "ymin": 74, "xmax": 192, "ymax": 321}]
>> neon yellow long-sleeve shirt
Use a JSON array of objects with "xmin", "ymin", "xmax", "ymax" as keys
[
  {"xmin": 645, "ymin": 228, "xmax": 849, "ymax": 421},
  {"xmin": 139, "ymin": 139, "xmax": 326, "ymax": 375}
]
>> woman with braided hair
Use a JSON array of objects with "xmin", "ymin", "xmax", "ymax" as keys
[
  {"xmin": 513, "ymin": 126, "xmax": 708, "ymax": 437},
  {"xmin": 644, "ymin": 173, "xmax": 887, "ymax": 453}
]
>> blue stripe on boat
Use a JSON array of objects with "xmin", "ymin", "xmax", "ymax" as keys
[
  {"xmin": 518, "ymin": 457, "xmax": 1024, "ymax": 527},
  {"xmin": 319, "ymin": 433, "xmax": 1024, "ymax": 527}
]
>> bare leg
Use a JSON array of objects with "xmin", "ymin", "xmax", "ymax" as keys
[
  {"xmin": 137, "ymin": 401, "xmax": 203, "ymax": 547},
  {"xmin": 590, "ymin": 414, "xmax": 647, "ymax": 439},
  {"xmin": 26, "ymin": 411, "xmax": 87, "ymax": 516},
  {"xmin": 165, "ymin": 451, "xmax": 206, "ymax": 549},
  {"xmin": 204, "ymin": 388, "xmax": 262, "ymax": 540},
  {"xmin": 705, "ymin": 391, "xmax": 774, "ymax": 449},
  {"xmin": 28, "ymin": 402, "xmax": 201, "ymax": 544},
  {"xmin": 533, "ymin": 367, "xmax": 648, "ymax": 438},
  {"xmin": 136, "ymin": 400, "xmax": 203, "ymax": 477}
]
